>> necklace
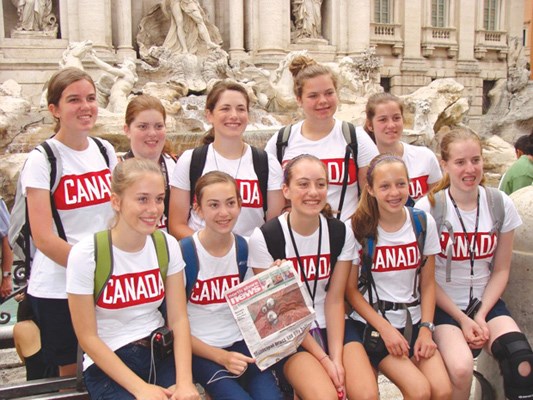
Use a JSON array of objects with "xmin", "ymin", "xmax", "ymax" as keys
[{"xmin": 212, "ymin": 142, "xmax": 245, "ymax": 178}]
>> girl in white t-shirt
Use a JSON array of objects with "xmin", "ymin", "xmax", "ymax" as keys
[
  {"xmin": 416, "ymin": 128, "xmax": 531, "ymax": 400},
  {"xmin": 364, "ymin": 93, "xmax": 442, "ymax": 201},
  {"xmin": 169, "ymin": 80, "xmax": 285, "ymax": 239},
  {"xmin": 121, "ymin": 95, "xmax": 177, "ymax": 231},
  {"xmin": 67, "ymin": 159, "xmax": 199, "ymax": 400},
  {"xmin": 21, "ymin": 68, "xmax": 117, "ymax": 377},
  {"xmin": 345, "ymin": 154, "xmax": 452, "ymax": 399},
  {"xmin": 264, "ymin": 55, "xmax": 379, "ymax": 222},
  {"xmin": 185, "ymin": 171, "xmax": 283, "ymax": 400},
  {"xmin": 248, "ymin": 155, "xmax": 359, "ymax": 400}
]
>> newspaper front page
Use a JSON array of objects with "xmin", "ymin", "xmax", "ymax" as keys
[{"xmin": 225, "ymin": 262, "xmax": 315, "ymax": 370}]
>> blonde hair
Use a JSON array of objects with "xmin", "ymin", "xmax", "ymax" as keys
[
  {"xmin": 289, "ymin": 55, "xmax": 338, "ymax": 99},
  {"xmin": 427, "ymin": 127, "xmax": 484, "ymax": 206}
]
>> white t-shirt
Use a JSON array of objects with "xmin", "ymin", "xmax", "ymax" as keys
[
  {"xmin": 350, "ymin": 208, "xmax": 441, "ymax": 328},
  {"xmin": 416, "ymin": 187, "xmax": 522, "ymax": 309},
  {"xmin": 66, "ymin": 231, "xmax": 184, "ymax": 370},
  {"xmin": 248, "ymin": 213, "xmax": 357, "ymax": 328},
  {"xmin": 170, "ymin": 145, "xmax": 283, "ymax": 238},
  {"xmin": 186, "ymin": 232, "xmax": 243, "ymax": 348},
  {"xmin": 159, "ymin": 153, "xmax": 177, "ymax": 232},
  {"xmin": 264, "ymin": 120, "xmax": 379, "ymax": 221},
  {"xmin": 21, "ymin": 138, "xmax": 117, "ymax": 299},
  {"xmin": 401, "ymin": 142, "xmax": 442, "ymax": 200}
]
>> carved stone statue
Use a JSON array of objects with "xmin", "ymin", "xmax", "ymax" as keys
[
  {"xmin": 11, "ymin": 0, "xmax": 57, "ymax": 32},
  {"xmin": 292, "ymin": 0, "xmax": 323, "ymax": 40},
  {"xmin": 162, "ymin": 0, "xmax": 219, "ymax": 54},
  {"xmin": 89, "ymin": 52, "xmax": 138, "ymax": 114}
]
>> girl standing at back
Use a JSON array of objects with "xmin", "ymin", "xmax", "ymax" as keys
[
  {"xmin": 122, "ymin": 94, "xmax": 176, "ymax": 231},
  {"xmin": 185, "ymin": 171, "xmax": 283, "ymax": 400},
  {"xmin": 345, "ymin": 154, "xmax": 452, "ymax": 399},
  {"xmin": 364, "ymin": 93, "xmax": 442, "ymax": 202},
  {"xmin": 264, "ymin": 55, "xmax": 379, "ymax": 221},
  {"xmin": 21, "ymin": 67, "xmax": 117, "ymax": 376},
  {"xmin": 67, "ymin": 159, "xmax": 199, "ymax": 400},
  {"xmin": 169, "ymin": 80, "xmax": 285, "ymax": 239},
  {"xmin": 416, "ymin": 128, "xmax": 531, "ymax": 400},
  {"xmin": 248, "ymin": 155, "xmax": 370, "ymax": 400}
]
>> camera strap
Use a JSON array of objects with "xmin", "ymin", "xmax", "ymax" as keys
[{"xmin": 449, "ymin": 191, "xmax": 480, "ymax": 302}]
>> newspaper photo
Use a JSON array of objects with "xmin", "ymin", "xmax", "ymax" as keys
[{"xmin": 225, "ymin": 261, "xmax": 316, "ymax": 370}]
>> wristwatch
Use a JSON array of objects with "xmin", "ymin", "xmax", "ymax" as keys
[
  {"xmin": 420, "ymin": 321, "xmax": 435, "ymax": 333},
  {"xmin": 2, "ymin": 271, "xmax": 11, "ymax": 278}
]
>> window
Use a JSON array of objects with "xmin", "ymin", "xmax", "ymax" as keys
[
  {"xmin": 431, "ymin": 0, "xmax": 447, "ymax": 27},
  {"xmin": 375, "ymin": 0, "xmax": 392, "ymax": 24},
  {"xmin": 483, "ymin": 0, "xmax": 499, "ymax": 31}
]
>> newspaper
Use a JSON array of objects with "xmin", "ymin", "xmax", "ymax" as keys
[{"xmin": 225, "ymin": 261, "xmax": 315, "ymax": 370}]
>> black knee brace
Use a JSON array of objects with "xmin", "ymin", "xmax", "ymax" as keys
[{"xmin": 491, "ymin": 332, "xmax": 533, "ymax": 400}]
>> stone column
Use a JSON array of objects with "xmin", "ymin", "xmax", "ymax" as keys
[
  {"xmin": 113, "ymin": 0, "xmax": 136, "ymax": 59},
  {"xmin": 402, "ymin": 0, "xmax": 422, "ymax": 59},
  {"xmin": 78, "ymin": 0, "xmax": 110, "ymax": 52},
  {"xmin": 457, "ymin": 0, "xmax": 476, "ymax": 61},
  {"xmin": 228, "ymin": 0, "xmax": 246, "ymax": 59},
  {"xmin": 65, "ymin": 0, "xmax": 79, "ymax": 41},
  {"xmin": 475, "ymin": 186, "xmax": 533, "ymax": 399},
  {"xmin": 346, "ymin": 0, "xmax": 370, "ymax": 55},
  {"xmin": 256, "ymin": 0, "xmax": 286, "ymax": 59},
  {"xmin": 0, "ymin": 2, "xmax": 5, "ymax": 40}
]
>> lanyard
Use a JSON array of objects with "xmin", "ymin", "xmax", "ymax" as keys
[
  {"xmin": 448, "ymin": 190, "xmax": 480, "ymax": 301},
  {"xmin": 287, "ymin": 213, "xmax": 322, "ymax": 307}
]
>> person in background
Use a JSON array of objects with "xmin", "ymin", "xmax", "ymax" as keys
[
  {"xmin": 0, "ymin": 197, "xmax": 13, "ymax": 298},
  {"xmin": 363, "ymin": 92, "xmax": 442, "ymax": 202},
  {"xmin": 122, "ymin": 94, "xmax": 176, "ymax": 232},
  {"xmin": 499, "ymin": 132, "xmax": 533, "ymax": 195}
]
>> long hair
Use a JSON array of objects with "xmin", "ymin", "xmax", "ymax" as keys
[
  {"xmin": 351, "ymin": 154, "xmax": 408, "ymax": 242},
  {"xmin": 427, "ymin": 127, "xmax": 484, "ymax": 206}
]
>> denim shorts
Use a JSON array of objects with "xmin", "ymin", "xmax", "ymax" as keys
[
  {"xmin": 27, "ymin": 294, "xmax": 78, "ymax": 366},
  {"xmin": 84, "ymin": 342, "xmax": 176, "ymax": 400}
]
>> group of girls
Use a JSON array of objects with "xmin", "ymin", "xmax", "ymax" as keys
[{"xmin": 20, "ymin": 50, "xmax": 531, "ymax": 400}]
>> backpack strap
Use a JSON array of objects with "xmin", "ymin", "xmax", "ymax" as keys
[
  {"xmin": 408, "ymin": 207, "xmax": 427, "ymax": 298},
  {"xmin": 250, "ymin": 146, "xmax": 269, "ymax": 213},
  {"xmin": 189, "ymin": 144, "xmax": 210, "ymax": 206},
  {"xmin": 275, "ymin": 125, "xmax": 292, "ymax": 164},
  {"xmin": 93, "ymin": 230, "xmax": 113, "ymax": 302},
  {"xmin": 337, "ymin": 121, "xmax": 358, "ymax": 219},
  {"xmin": 234, "ymin": 234, "xmax": 248, "ymax": 281},
  {"xmin": 260, "ymin": 217, "xmax": 286, "ymax": 261},
  {"xmin": 484, "ymin": 187, "xmax": 505, "ymax": 271},
  {"xmin": 90, "ymin": 137, "xmax": 110, "ymax": 167},
  {"xmin": 432, "ymin": 190, "xmax": 455, "ymax": 282},
  {"xmin": 151, "ymin": 230, "xmax": 169, "ymax": 281},
  {"xmin": 325, "ymin": 217, "xmax": 346, "ymax": 290}
]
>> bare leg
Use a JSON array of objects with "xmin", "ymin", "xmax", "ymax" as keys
[{"xmin": 343, "ymin": 342, "xmax": 379, "ymax": 400}]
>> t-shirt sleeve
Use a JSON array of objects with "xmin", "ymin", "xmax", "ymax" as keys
[
  {"xmin": 164, "ymin": 232, "xmax": 185, "ymax": 276},
  {"xmin": 100, "ymin": 139, "xmax": 118, "ymax": 172},
  {"xmin": 415, "ymin": 196, "xmax": 431, "ymax": 213},
  {"xmin": 501, "ymin": 192, "xmax": 522, "ymax": 233},
  {"xmin": 0, "ymin": 199, "xmax": 9, "ymax": 237},
  {"xmin": 264, "ymin": 132, "xmax": 278, "ymax": 159},
  {"xmin": 355, "ymin": 126, "xmax": 379, "ymax": 168},
  {"xmin": 20, "ymin": 149, "xmax": 50, "ymax": 194},
  {"xmin": 426, "ymin": 150, "xmax": 443, "ymax": 184},
  {"xmin": 66, "ymin": 236, "xmax": 96, "ymax": 295},
  {"xmin": 338, "ymin": 222, "xmax": 358, "ymax": 264},
  {"xmin": 247, "ymin": 227, "xmax": 274, "ymax": 269},
  {"xmin": 169, "ymin": 149, "xmax": 193, "ymax": 190},
  {"xmin": 423, "ymin": 212, "xmax": 441, "ymax": 256},
  {"xmin": 266, "ymin": 153, "xmax": 283, "ymax": 191}
]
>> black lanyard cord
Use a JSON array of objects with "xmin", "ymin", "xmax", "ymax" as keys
[
  {"xmin": 448, "ymin": 190, "xmax": 480, "ymax": 301},
  {"xmin": 287, "ymin": 213, "xmax": 322, "ymax": 307}
]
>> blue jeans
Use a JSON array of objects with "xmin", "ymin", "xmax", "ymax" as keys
[
  {"xmin": 192, "ymin": 340, "xmax": 283, "ymax": 400},
  {"xmin": 84, "ymin": 342, "xmax": 176, "ymax": 400}
]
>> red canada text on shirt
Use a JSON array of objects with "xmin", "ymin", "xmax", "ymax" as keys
[
  {"xmin": 282, "ymin": 158, "xmax": 357, "ymax": 186},
  {"xmin": 372, "ymin": 241, "xmax": 421, "ymax": 272},
  {"xmin": 236, "ymin": 179, "xmax": 263, "ymax": 208},
  {"xmin": 287, "ymin": 254, "xmax": 331, "ymax": 281},
  {"xmin": 190, "ymin": 275, "xmax": 240, "ymax": 305},
  {"xmin": 54, "ymin": 169, "xmax": 112, "ymax": 210},
  {"xmin": 409, "ymin": 175, "xmax": 429, "ymax": 200},
  {"xmin": 438, "ymin": 232, "xmax": 497, "ymax": 261},
  {"xmin": 97, "ymin": 268, "xmax": 164, "ymax": 309}
]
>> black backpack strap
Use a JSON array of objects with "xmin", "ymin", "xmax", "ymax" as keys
[
  {"xmin": 337, "ymin": 122, "xmax": 358, "ymax": 219},
  {"xmin": 90, "ymin": 136, "xmax": 110, "ymax": 167},
  {"xmin": 275, "ymin": 125, "xmax": 292, "ymax": 164},
  {"xmin": 260, "ymin": 218, "xmax": 286, "ymax": 261},
  {"xmin": 251, "ymin": 146, "xmax": 269, "ymax": 213},
  {"xmin": 325, "ymin": 217, "xmax": 346, "ymax": 290},
  {"xmin": 189, "ymin": 145, "xmax": 209, "ymax": 206}
]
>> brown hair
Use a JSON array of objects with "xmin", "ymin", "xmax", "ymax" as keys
[
  {"xmin": 427, "ymin": 127, "xmax": 484, "ymax": 206},
  {"xmin": 125, "ymin": 94, "xmax": 172, "ymax": 154},
  {"xmin": 351, "ymin": 154, "xmax": 409, "ymax": 242},
  {"xmin": 110, "ymin": 158, "xmax": 164, "ymax": 227},
  {"xmin": 288, "ymin": 55, "xmax": 338, "ymax": 99},
  {"xmin": 194, "ymin": 170, "xmax": 241, "ymax": 207},
  {"xmin": 203, "ymin": 80, "xmax": 250, "ymax": 144},
  {"xmin": 47, "ymin": 67, "xmax": 96, "ymax": 133},
  {"xmin": 364, "ymin": 92, "xmax": 404, "ymax": 143},
  {"xmin": 283, "ymin": 154, "xmax": 334, "ymax": 218}
]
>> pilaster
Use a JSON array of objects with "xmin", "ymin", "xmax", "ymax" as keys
[
  {"xmin": 228, "ymin": 0, "xmax": 246, "ymax": 59},
  {"xmin": 113, "ymin": 0, "xmax": 136, "ymax": 59}
]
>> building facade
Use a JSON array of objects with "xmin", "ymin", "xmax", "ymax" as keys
[{"xmin": 0, "ymin": 0, "xmax": 527, "ymax": 126}]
